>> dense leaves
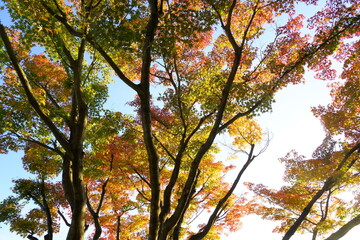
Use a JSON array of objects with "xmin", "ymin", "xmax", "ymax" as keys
[{"xmin": 0, "ymin": 0, "xmax": 359, "ymax": 240}]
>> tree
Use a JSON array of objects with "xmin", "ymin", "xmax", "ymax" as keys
[
  {"xmin": 0, "ymin": 178, "xmax": 66, "ymax": 240},
  {"xmin": 0, "ymin": 18, "xmax": 112, "ymax": 240},
  {"xmin": 0, "ymin": 0, "xmax": 359, "ymax": 240},
  {"xmin": 247, "ymin": 7, "xmax": 360, "ymax": 238},
  {"xmin": 247, "ymin": 138, "xmax": 360, "ymax": 240}
]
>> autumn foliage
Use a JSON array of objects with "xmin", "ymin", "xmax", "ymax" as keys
[{"xmin": 0, "ymin": 0, "xmax": 359, "ymax": 240}]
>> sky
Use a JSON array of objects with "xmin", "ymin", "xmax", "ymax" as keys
[{"xmin": 1, "ymin": 1, "xmax": 359, "ymax": 240}]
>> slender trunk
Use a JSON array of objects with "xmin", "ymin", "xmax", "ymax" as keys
[
  {"xmin": 88, "ymin": 209, "xmax": 102, "ymax": 240},
  {"xmin": 62, "ymin": 156, "xmax": 74, "ymax": 210},
  {"xmin": 1, "ymin": 15, "xmax": 88, "ymax": 240},
  {"xmin": 282, "ymin": 178, "xmax": 335, "ymax": 240},
  {"xmin": 40, "ymin": 180, "xmax": 53, "ymax": 240},
  {"xmin": 62, "ymin": 154, "xmax": 86, "ymax": 240},
  {"xmin": 65, "ymin": 36, "xmax": 88, "ymax": 240},
  {"xmin": 86, "ymin": 184, "xmax": 105, "ymax": 240},
  {"xmin": 172, "ymin": 208, "xmax": 185, "ymax": 240},
  {"xmin": 66, "ymin": 189, "xmax": 86, "ymax": 240},
  {"xmin": 139, "ymin": 1, "xmax": 160, "ymax": 239},
  {"xmin": 116, "ymin": 215, "xmax": 121, "ymax": 240},
  {"xmin": 312, "ymin": 229, "xmax": 318, "ymax": 240},
  {"xmin": 66, "ymin": 202, "xmax": 86, "ymax": 240}
]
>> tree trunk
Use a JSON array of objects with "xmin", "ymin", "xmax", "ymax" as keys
[
  {"xmin": 63, "ymin": 153, "xmax": 86, "ymax": 240},
  {"xmin": 40, "ymin": 179, "xmax": 53, "ymax": 240},
  {"xmin": 116, "ymin": 215, "xmax": 121, "ymax": 240},
  {"xmin": 67, "ymin": 151, "xmax": 86, "ymax": 240}
]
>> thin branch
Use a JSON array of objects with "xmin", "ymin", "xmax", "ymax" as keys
[
  {"xmin": 56, "ymin": 33, "xmax": 76, "ymax": 66},
  {"xmin": 218, "ymin": 98, "xmax": 264, "ymax": 132},
  {"xmin": 132, "ymin": 167, "xmax": 151, "ymax": 188},
  {"xmin": 85, "ymin": 185, "xmax": 103, "ymax": 240},
  {"xmin": 208, "ymin": 2, "xmax": 225, "ymax": 28},
  {"xmin": 0, "ymin": 24, "xmax": 70, "ymax": 151},
  {"xmin": 48, "ymin": 33, "xmax": 71, "ymax": 70},
  {"xmin": 153, "ymin": 134, "xmax": 176, "ymax": 162},
  {"xmin": 40, "ymin": 0, "xmax": 138, "ymax": 91},
  {"xmin": 28, "ymin": 78, "xmax": 62, "ymax": 110},
  {"xmin": 10, "ymin": 131, "xmax": 64, "ymax": 156},
  {"xmin": 226, "ymin": 0, "xmax": 237, "ymax": 28},
  {"xmin": 136, "ymin": 186, "xmax": 151, "ymax": 202},
  {"xmin": 96, "ymin": 178, "xmax": 110, "ymax": 215},
  {"xmin": 58, "ymin": 209, "xmax": 71, "ymax": 227},
  {"xmin": 87, "ymin": 39, "xmax": 139, "ymax": 91},
  {"xmin": 160, "ymin": 0, "xmax": 255, "ymax": 233},
  {"xmin": 52, "ymin": 0, "xmax": 66, "ymax": 18},
  {"xmin": 82, "ymin": 57, "xmax": 97, "ymax": 86},
  {"xmin": 92, "ymin": 0, "xmax": 104, "ymax": 9},
  {"xmin": 172, "ymin": 54, "xmax": 187, "ymax": 133},
  {"xmin": 189, "ymin": 144, "xmax": 256, "ymax": 240},
  {"xmin": 187, "ymin": 207, "xmax": 206, "ymax": 225},
  {"xmin": 159, "ymin": 111, "xmax": 214, "ymax": 231},
  {"xmin": 41, "ymin": 1, "xmax": 83, "ymax": 38}
]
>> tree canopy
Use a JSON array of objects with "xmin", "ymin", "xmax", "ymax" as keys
[{"xmin": 0, "ymin": 0, "xmax": 359, "ymax": 240}]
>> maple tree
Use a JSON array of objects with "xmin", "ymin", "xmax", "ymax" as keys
[
  {"xmin": 247, "ymin": 3, "xmax": 360, "ymax": 238},
  {"xmin": 247, "ymin": 137, "xmax": 360, "ymax": 240},
  {"xmin": 0, "ymin": 0, "xmax": 359, "ymax": 240},
  {"xmin": 0, "ymin": 178, "xmax": 66, "ymax": 240}
]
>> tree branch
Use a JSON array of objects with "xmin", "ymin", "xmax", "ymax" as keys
[
  {"xmin": 58, "ymin": 209, "xmax": 71, "ymax": 227},
  {"xmin": 137, "ymin": 1, "xmax": 161, "ymax": 239},
  {"xmin": 159, "ymin": 3, "xmax": 259, "ymax": 237},
  {"xmin": 10, "ymin": 131, "xmax": 64, "ymax": 156},
  {"xmin": 85, "ymin": 186, "xmax": 102, "ymax": 240},
  {"xmin": 40, "ymin": 0, "xmax": 139, "ymax": 91},
  {"xmin": 218, "ymin": 99, "xmax": 264, "ymax": 132},
  {"xmin": 0, "ymin": 24, "xmax": 70, "ymax": 151},
  {"xmin": 282, "ymin": 143, "xmax": 360, "ymax": 240},
  {"xmin": 324, "ymin": 214, "xmax": 360, "ymax": 240},
  {"xmin": 189, "ymin": 144, "xmax": 256, "ymax": 240}
]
